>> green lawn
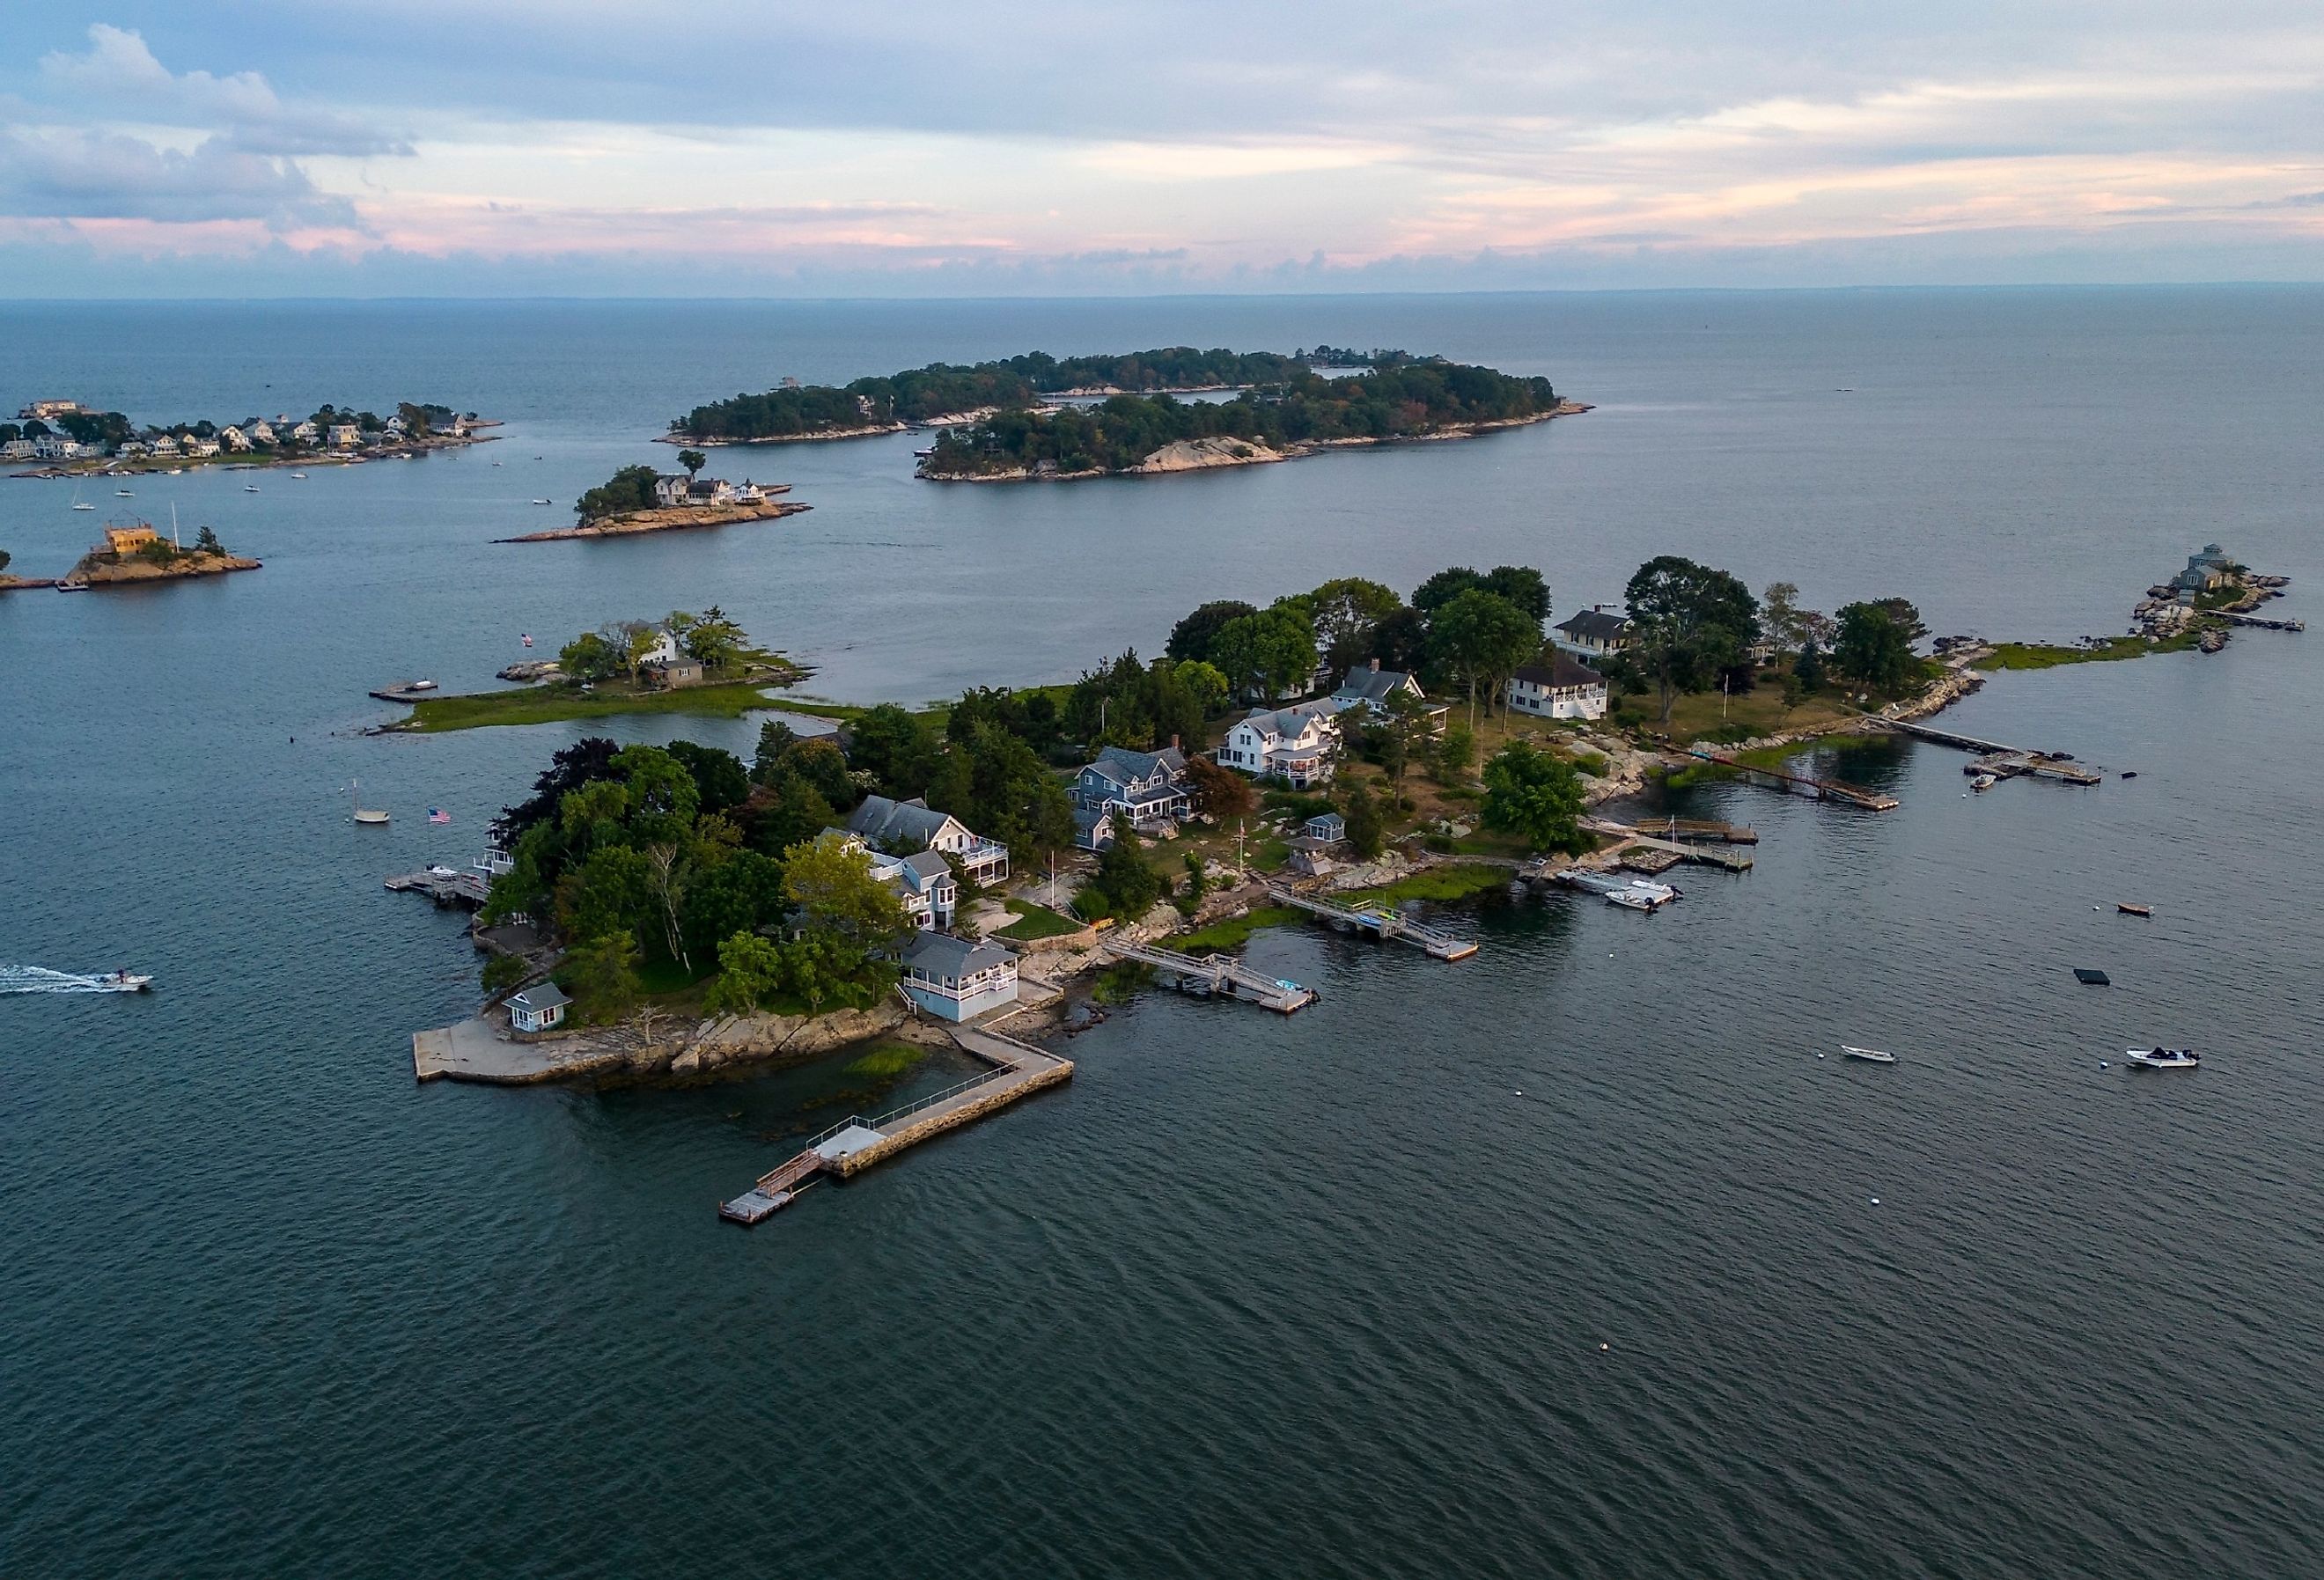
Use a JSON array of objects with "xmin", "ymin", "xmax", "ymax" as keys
[
  {"xmin": 994, "ymin": 900, "xmax": 1083, "ymax": 942},
  {"xmin": 1336, "ymin": 863, "xmax": 1510, "ymax": 908},
  {"xmin": 1976, "ymin": 631, "xmax": 2201, "ymax": 670},
  {"xmin": 1165, "ymin": 905, "xmax": 1299, "ymax": 952},
  {"xmin": 393, "ymin": 679, "xmax": 798, "ymax": 732}
]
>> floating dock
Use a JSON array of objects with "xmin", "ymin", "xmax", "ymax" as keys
[
  {"xmin": 1581, "ymin": 819, "xmax": 1755, "ymax": 871},
  {"xmin": 385, "ymin": 869, "xmax": 490, "ymax": 907},
  {"xmin": 1268, "ymin": 886, "xmax": 1478, "ymax": 960},
  {"xmin": 1688, "ymin": 751, "xmax": 1900, "ymax": 811},
  {"xmin": 1964, "ymin": 753, "xmax": 2101, "ymax": 787},
  {"xmin": 1099, "ymin": 939, "xmax": 1314, "ymax": 1011},
  {"xmin": 1644, "ymin": 817, "xmax": 1757, "ymax": 845},
  {"xmin": 719, "ymin": 1020, "xmax": 1071, "ymax": 1224}
]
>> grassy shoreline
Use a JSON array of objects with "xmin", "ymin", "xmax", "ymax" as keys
[
  {"xmin": 1975, "ymin": 631, "xmax": 2202, "ymax": 670},
  {"xmin": 390, "ymin": 679, "xmax": 797, "ymax": 732}
]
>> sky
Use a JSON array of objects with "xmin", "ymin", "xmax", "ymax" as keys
[{"xmin": 2, "ymin": 4, "xmax": 2320, "ymax": 297}]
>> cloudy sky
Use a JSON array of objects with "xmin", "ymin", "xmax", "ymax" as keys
[{"xmin": 4, "ymin": 4, "xmax": 2320, "ymax": 295}]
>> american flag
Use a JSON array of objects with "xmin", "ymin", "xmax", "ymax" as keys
[{"xmin": 428, "ymin": 808, "xmax": 452, "ymax": 825}]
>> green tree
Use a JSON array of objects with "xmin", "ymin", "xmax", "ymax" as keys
[
  {"xmin": 572, "ymin": 464, "xmax": 660, "ymax": 522},
  {"xmin": 1833, "ymin": 601, "xmax": 1919, "ymax": 692},
  {"xmin": 557, "ymin": 630, "xmax": 621, "ymax": 684},
  {"xmin": 665, "ymin": 741, "xmax": 750, "ymax": 815},
  {"xmin": 1622, "ymin": 556, "xmax": 1761, "ymax": 725},
  {"xmin": 1482, "ymin": 741, "xmax": 1587, "ymax": 854},
  {"xmin": 194, "ymin": 524, "xmax": 224, "ymax": 555},
  {"xmin": 1342, "ymin": 780, "xmax": 1386, "ymax": 859},
  {"xmin": 1434, "ymin": 724, "xmax": 1477, "ymax": 786},
  {"xmin": 1209, "ymin": 608, "xmax": 1319, "ymax": 700},
  {"xmin": 848, "ymin": 702, "xmax": 941, "ymax": 797},
  {"xmin": 1427, "ymin": 588, "xmax": 1539, "ymax": 725},
  {"xmin": 1480, "ymin": 565, "xmax": 1550, "ymax": 626},
  {"xmin": 479, "ymin": 952, "xmax": 530, "ymax": 996},
  {"xmin": 671, "ymin": 605, "xmax": 747, "ymax": 670},
  {"xmin": 1172, "ymin": 659, "xmax": 1231, "ymax": 719},
  {"xmin": 556, "ymin": 844, "xmax": 654, "ymax": 951},
  {"xmin": 564, "ymin": 933, "xmax": 642, "ymax": 1020},
  {"xmin": 705, "ymin": 930, "xmax": 785, "ymax": 1016},
  {"xmin": 1185, "ymin": 755, "xmax": 1255, "ymax": 821},
  {"xmin": 1090, "ymin": 812, "xmax": 1164, "ymax": 918},
  {"xmin": 1378, "ymin": 688, "xmax": 1435, "ymax": 788},
  {"xmin": 1412, "ymin": 566, "xmax": 1482, "ymax": 614},
  {"xmin": 0, "ymin": 549, "xmax": 11, "ymax": 575},
  {"xmin": 1166, "ymin": 599, "xmax": 1259, "ymax": 665},
  {"xmin": 680, "ymin": 849, "xmax": 787, "ymax": 964},
  {"xmin": 1305, "ymin": 577, "xmax": 1405, "ymax": 672},
  {"xmin": 1792, "ymin": 640, "xmax": 1827, "ymax": 693},
  {"xmin": 677, "ymin": 447, "xmax": 708, "ymax": 477},
  {"xmin": 783, "ymin": 832, "xmax": 916, "ymax": 947},
  {"xmin": 744, "ymin": 769, "xmax": 836, "ymax": 856},
  {"xmin": 1761, "ymin": 581, "xmax": 1816, "ymax": 653}
]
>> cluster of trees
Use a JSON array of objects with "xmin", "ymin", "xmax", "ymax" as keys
[
  {"xmin": 1294, "ymin": 346, "xmax": 1419, "ymax": 367},
  {"xmin": 572, "ymin": 464, "xmax": 660, "ymax": 521},
  {"xmin": 669, "ymin": 347, "xmax": 1334, "ymax": 440},
  {"xmin": 1164, "ymin": 562, "xmax": 1553, "ymax": 725},
  {"xmin": 481, "ymin": 735, "xmax": 928, "ymax": 1019},
  {"xmin": 1063, "ymin": 651, "xmax": 1229, "ymax": 753},
  {"xmin": 923, "ymin": 362, "xmax": 1559, "ymax": 478},
  {"xmin": 556, "ymin": 607, "xmax": 750, "ymax": 683},
  {"xmin": 1480, "ymin": 741, "xmax": 1588, "ymax": 855}
]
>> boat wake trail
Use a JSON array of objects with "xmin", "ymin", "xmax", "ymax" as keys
[{"xmin": 0, "ymin": 966, "xmax": 136, "ymax": 995}]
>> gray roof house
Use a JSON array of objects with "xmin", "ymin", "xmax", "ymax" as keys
[
  {"xmin": 1552, "ymin": 606, "xmax": 1634, "ymax": 655},
  {"xmin": 508, "ymin": 981, "xmax": 571, "ymax": 1033},
  {"xmin": 900, "ymin": 930, "xmax": 1020, "ymax": 1022},
  {"xmin": 1328, "ymin": 659, "xmax": 1428, "ymax": 715},
  {"xmin": 846, "ymin": 795, "xmax": 1010, "ymax": 882},
  {"xmin": 1072, "ymin": 744, "xmax": 1192, "ymax": 848}
]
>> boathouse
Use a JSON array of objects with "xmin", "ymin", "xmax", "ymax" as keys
[{"xmin": 508, "ymin": 982, "xmax": 570, "ymax": 1033}]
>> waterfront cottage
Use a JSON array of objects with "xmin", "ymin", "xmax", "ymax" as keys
[
  {"xmin": 640, "ymin": 656, "xmax": 703, "ymax": 689},
  {"xmin": 1506, "ymin": 653, "xmax": 1609, "ymax": 720},
  {"xmin": 900, "ymin": 931, "xmax": 1019, "ymax": 1022},
  {"xmin": 1, "ymin": 438, "xmax": 33, "ymax": 459},
  {"xmin": 185, "ymin": 437, "xmax": 221, "ymax": 458},
  {"xmin": 1071, "ymin": 744, "xmax": 1191, "ymax": 849},
  {"xmin": 290, "ymin": 421, "xmax": 318, "ymax": 442},
  {"xmin": 1328, "ymin": 659, "xmax": 1431, "ymax": 719},
  {"xmin": 1217, "ymin": 702, "xmax": 1340, "ymax": 788},
  {"xmin": 1305, "ymin": 812, "xmax": 1347, "ymax": 844},
  {"xmin": 328, "ymin": 424, "xmax": 361, "ymax": 449},
  {"xmin": 104, "ymin": 525, "xmax": 160, "ymax": 557},
  {"xmin": 508, "ymin": 982, "xmax": 570, "ymax": 1033},
  {"xmin": 846, "ymin": 794, "xmax": 1010, "ymax": 883},
  {"xmin": 1552, "ymin": 606, "xmax": 1634, "ymax": 658},
  {"xmin": 219, "ymin": 426, "xmax": 249, "ymax": 452},
  {"xmin": 31, "ymin": 434, "xmax": 82, "ymax": 459},
  {"xmin": 246, "ymin": 420, "xmax": 276, "ymax": 445},
  {"xmin": 653, "ymin": 474, "xmax": 739, "ymax": 508},
  {"xmin": 148, "ymin": 434, "xmax": 180, "ymax": 455}
]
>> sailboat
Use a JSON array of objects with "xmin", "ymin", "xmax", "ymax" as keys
[
  {"xmin": 349, "ymin": 780, "xmax": 390, "ymax": 826},
  {"xmin": 70, "ymin": 481, "xmax": 94, "ymax": 511}
]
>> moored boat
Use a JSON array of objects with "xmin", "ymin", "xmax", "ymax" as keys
[
  {"xmin": 2125, "ymin": 1047, "xmax": 2199, "ymax": 1069},
  {"xmin": 2117, "ymin": 902, "xmax": 2152, "ymax": 916},
  {"xmin": 1841, "ymin": 1045, "xmax": 1897, "ymax": 1063}
]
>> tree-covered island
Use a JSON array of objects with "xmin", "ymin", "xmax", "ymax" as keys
[{"xmin": 4, "ymin": 399, "xmax": 492, "ymax": 476}]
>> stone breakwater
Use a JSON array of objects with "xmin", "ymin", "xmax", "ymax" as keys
[{"xmin": 414, "ymin": 1001, "xmax": 922, "ymax": 1085}]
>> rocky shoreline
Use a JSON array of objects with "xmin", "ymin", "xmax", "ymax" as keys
[
  {"xmin": 58, "ymin": 552, "xmax": 261, "ymax": 589},
  {"xmin": 496, "ymin": 497, "xmax": 811, "ymax": 543}
]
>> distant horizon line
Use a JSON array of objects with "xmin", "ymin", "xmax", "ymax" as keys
[{"xmin": 5, "ymin": 281, "xmax": 2322, "ymax": 308}]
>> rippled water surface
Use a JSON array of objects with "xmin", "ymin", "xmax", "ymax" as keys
[{"xmin": 3, "ymin": 290, "xmax": 2320, "ymax": 1577}]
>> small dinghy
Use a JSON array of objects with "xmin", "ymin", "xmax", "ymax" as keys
[
  {"xmin": 2125, "ymin": 1047, "xmax": 2199, "ymax": 1069},
  {"xmin": 2116, "ymin": 902, "xmax": 2151, "ymax": 917},
  {"xmin": 2074, "ymin": 967, "xmax": 2111, "ymax": 986},
  {"xmin": 1840, "ymin": 1045, "xmax": 1897, "ymax": 1063}
]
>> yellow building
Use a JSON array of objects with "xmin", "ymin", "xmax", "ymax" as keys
[{"xmin": 104, "ymin": 525, "xmax": 160, "ymax": 557}]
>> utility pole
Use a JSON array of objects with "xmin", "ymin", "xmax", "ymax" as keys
[{"xmin": 1237, "ymin": 818, "xmax": 1247, "ymax": 881}]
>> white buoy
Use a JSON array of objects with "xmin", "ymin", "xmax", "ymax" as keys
[
  {"xmin": 1599, "ymin": 1342, "xmax": 1609, "ymax": 1352},
  {"xmin": 1817, "ymin": 1052, "xmax": 1826, "ymax": 1059},
  {"xmin": 2100, "ymin": 1061, "xmax": 2109, "ymax": 1069},
  {"xmin": 1870, "ymin": 1197, "xmax": 1880, "ymax": 1205},
  {"xmin": 1515, "ymin": 1090, "xmax": 1524, "ymax": 1097}
]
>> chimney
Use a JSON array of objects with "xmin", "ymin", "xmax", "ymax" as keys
[
  {"xmin": 1170, "ymin": 734, "xmax": 1180, "ymax": 751},
  {"xmin": 1370, "ymin": 658, "xmax": 1381, "ymax": 672}
]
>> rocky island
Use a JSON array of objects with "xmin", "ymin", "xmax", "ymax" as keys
[
  {"xmin": 0, "ymin": 519, "xmax": 261, "ymax": 592},
  {"xmin": 917, "ymin": 357, "xmax": 1585, "ymax": 481},
  {"xmin": 496, "ymin": 462, "xmax": 810, "ymax": 543}
]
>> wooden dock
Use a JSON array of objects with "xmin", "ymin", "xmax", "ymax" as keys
[
  {"xmin": 1268, "ymin": 886, "xmax": 1478, "ymax": 960},
  {"xmin": 385, "ymin": 869, "xmax": 489, "ymax": 908},
  {"xmin": 1099, "ymin": 939, "xmax": 1314, "ymax": 1011},
  {"xmin": 1965, "ymin": 753, "xmax": 2102, "ymax": 787},
  {"xmin": 1581, "ymin": 819, "xmax": 1755, "ymax": 871},
  {"xmin": 1644, "ymin": 817, "xmax": 1757, "ymax": 845},
  {"xmin": 1690, "ymin": 751, "xmax": 1900, "ymax": 811},
  {"xmin": 718, "ymin": 1018, "xmax": 1072, "ymax": 1224}
]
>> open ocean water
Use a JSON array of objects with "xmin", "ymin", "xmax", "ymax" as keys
[{"xmin": 2, "ymin": 289, "xmax": 2320, "ymax": 1577}]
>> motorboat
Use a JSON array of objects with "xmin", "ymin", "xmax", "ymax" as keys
[
  {"xmin": 98, "ymin": 971, "xmax": 154, "ymax": 992},
  {"xmin": 2117, "ymin": 902, "xmax": 2152, "ymax": 917},
  {"xmin": 1971, "ymin": 773, "xmax": 1997, "ymax": 791},
  {"xmin": 244, "ymin": 484, "xmax": 261, "ymax": 493},
  {"xmin": 405, "ymin": 679, "xmax": 438, "ymax": 692},
  {"xmin": 2125, "ymin": 1047, "xmax": 2199, "ymax": 1069},
  {"xmin": 290, "ymin": 472, "xmax": 307, "ymax": 479},
  {"xmin": 1841, "ymin": 1045, "xmax": 1897, "ymax": 1063},
  {"xmin": 532, "ymin": 497, "xmax": 553, "ymax": 505},
  {"xmin": 115, "ymin": 488, "xmax": 134, "ymax": 496},
  {"xmin": 55, "ymin": 581, "xmax": 87, "ymax": 592}
]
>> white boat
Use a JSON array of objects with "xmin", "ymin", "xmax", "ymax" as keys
[
  {"xmin": 1971, "ymin": 773, "xmax": 1997, "ymax": 791},
  {"xmin": 2125, "ymin": 1047, "xmax": 2199, "ymax": 1069},
  {"xmin": 405, "ymin": 679, "xmax": 438, "ymax": 692},
  {"xmin": 243, "ymin": 484, "xmax": 260, "ymax": 493},
  {"xmin": 349, "ymin": 780, "xmax": 390, "ymax": 826},
  {"xmin": 55, "ymin": 581, "xmax": 87, "ymax": 592},
  {"xmin": 1841, "ymin": 1045, "xmax": 1897, "ymax": 1063},
  {"xmin": 115, "ymin": 489, "xmax": 135, "ymax": 496},
  {"xmin": 532, "ymin": 497, "xmax": 553, "ymax": 505},
  {"xmin": 70, "ymin": 483, "xmax": 93, "ymax": 511},
  {"xmin": 290, "ymin": 472, "xmax": 307, "ymax": 480},
  {"xmin": 98, "ymin": 971, "xmax": 154, "ymax": 992}
]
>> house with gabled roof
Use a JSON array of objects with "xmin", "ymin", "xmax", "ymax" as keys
[
  {"xmin": 899, "ymin": 931, "xmax": 1019, "ymax": 1022},
  {"xmin": 1217, "ymin": 702, "xmax": 1340, "ymax": 789},
  {"xmin": 1552, "ymin": 606, "xmax": 1634, "ymax": 658},
  {"xmin": 1506, "ymin": 652, "xmax": 1608, "ymax": 720},
  {"xmin": 845, "ymin": 794, "xmax": 1010, "ymax": 883},
  {"xmin": 1070, "ymin": 742, "xmax": 1191, "ymax": 849}
]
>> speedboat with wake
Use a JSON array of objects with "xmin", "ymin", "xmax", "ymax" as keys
[
  {"xmin": 99, "ymin": 970, "xmax": 154, "ymax": 992},
  {"xmin": 2125, "ymin": 1047, "xmax": 2199, "ymax": 1069}
]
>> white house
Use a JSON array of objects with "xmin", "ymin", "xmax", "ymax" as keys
[
  {"xmin": 246, "ymin": 420, "xmax": 276, "ymax": 445},
  {"xmin": 1071, "ymin": 744, "xmax": 1191, "ymax": 849},
  {"xmin": 846, "ymin": 794, "xmax": 1010, "ymax": 883},
  {"xmin": 508, "ymin": 982, "xmax": 570, "ymax": 1033},
  {"xmin": 148, "ymin": 434, "xmax": 180, "ymax": 455},
  {"xmin": 184, "ymin": 437, "xmax": 221, "ymax": 458},
  {"xmin": 219, "ymin": 426, "xmax": 250, "ymax": 452},
  {"xmin": 1552, "ymin": 606, "xmax": 1634, "ymax": 658},
  {"xmin": 1506, "ymin": 653, "xmax": 1609, "ymax": 720},
  {"xmin": 328, "ymin": 424, "xmax": 361, "ymax": 449},
  {"xmin": 900, "ymin": 931, "xmax": 1019, "ymax": 1022},
  {"xmin": 31, "ymin": 434, "xmax": 82, "ymax": 459},
  {"xmin": 653, "ymin": 474, "xmax": 741, "ymax": 509},
  {"xmin": 1327, "ymin": 659, "xmax": 1429, "ymax": 718},
  {"xmin": 290, "ymin": 421, "xmax": 319, "ymax": 442},
  {"xmin": 2, "ymin": 438, "xmax": 34, "ymax": 459},
  {"xmin": 1217, "ymin": 702, "xmax": 1341, "ymax": 789}
]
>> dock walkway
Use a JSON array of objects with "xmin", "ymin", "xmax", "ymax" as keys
[
  {"xmin": 386, "ymin": 869, "xmax": 489, "ymax": 908},
  {"xmin": 1690, "ymin": 751, "xmax": 1900, "ymax": 811},
  {"xmin": 1269, "ymin": 886, "xmax": 1478, "ymax": 960},
  {"xmin": 1581, "ymin": 819, "xmax": 1754, "ymax": 871},
  {"xmin": 1099, "ymin": 939, "xmax": 1314, "ymax": 1011},
  {"xmin": 718, "ymin": 1015, "xmax": 1072, "ymax": 1224}
]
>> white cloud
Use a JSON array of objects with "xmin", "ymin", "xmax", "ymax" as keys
[{"xmin": 38, "ymin": 25, "xmax": 410, "ymax": 158}]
